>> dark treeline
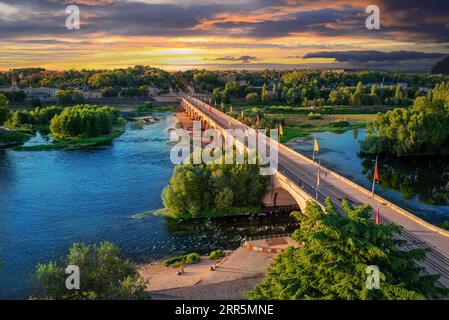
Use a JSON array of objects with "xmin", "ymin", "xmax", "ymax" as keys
[
  {"xmin": 0, "ymin": 66, "xmax": 176, "ymax": 92},
  {"xmin": 361, "ymin": 82, "xmax": 449, "ymax": 156}
]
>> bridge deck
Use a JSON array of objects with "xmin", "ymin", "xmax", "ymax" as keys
[{"xmin": 183, "ymin": 96, "xmax": 449, "ymax": 289}]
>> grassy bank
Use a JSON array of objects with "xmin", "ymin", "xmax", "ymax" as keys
[
  {"xmin": 14, "ymin": 130, "xmax": 124, "ymax": 151},
  {"xmin": 273, "ymin": 113, "xmax": 375, "ymax": 143}
]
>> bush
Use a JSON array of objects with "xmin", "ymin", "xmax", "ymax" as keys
[
  {"xmin": 246, "ymin": 92, "xmax": 259, "ymax": 104},
  {"xmin": 440, "ymin": 221, "xmax": 449, "ymax": 231},
  {"xmin": 307, "ymin": 112, "xmax": 322, "ymax": 120},
  {"xmin": 185, "ymin": 253, "xmax": 201, "ymax": 264},
  {"xmin": 209, "ymin": 250, "xmax": 224, "ymax": 260},
  {"xmin": 163, "ymin": 253, "xmax": 201, "ymax": 268},
  {"xmin": 331, "ymin": 120, "xmax": 350, "ymax": 127}
]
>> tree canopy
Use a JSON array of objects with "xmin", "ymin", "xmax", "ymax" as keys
[
  {"xmin": 33, "ymin": 242, "xmax": 147, "ymax": 300},
  {"xmin": 0, "ymin": 93, "xmax": 9, "ymax": 125},
  {"xmin": 50, "ymin": 105, "xmax": 120, "ymax": 139},
  {"xmin": 361, "ymin": 82, "xmax": 449, "ymax": 156},
  {"xmin": 247, "ymin": 199, "xmax": 447, "ymax": 300},
  {"xmin": 162, "ymin": 159, "xmax": 268, "ymax": 219}
]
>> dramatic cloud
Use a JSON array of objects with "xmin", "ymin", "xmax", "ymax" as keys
[
  {"xmin": 303, "ymin": 51, "xmax": 447, "ymax": 62},
  {"xmin": 0, "ymin": 0, "xmax": 448, "ymax": 70}
]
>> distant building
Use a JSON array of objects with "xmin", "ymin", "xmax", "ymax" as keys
[{"xmin": 25, "ymin": 86, "xmax": 57, "ymax": 99}]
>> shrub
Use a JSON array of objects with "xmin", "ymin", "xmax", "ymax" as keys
[
  {"xmin": 307, "ymin": 112, "xmax": 322, "ymax": 120},
  {"xmin": 209, "ymin": 250, "xmax": 224, "ymax": 260},
  {"xmin": 163, "ymin": 253, "xmax": 201, "ymax": 268},
  {"xmin": 331, "ymin": 120, "xmax": 350, "ymax": 127}
]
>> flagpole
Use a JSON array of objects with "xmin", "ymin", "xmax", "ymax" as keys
[
  {"xmin": 316, "ymin": 159, "xmax": 321, "ymax": 200},
  {"xmin": 371, "ymin": 155, "xmax": 378, "ymax": 198}
]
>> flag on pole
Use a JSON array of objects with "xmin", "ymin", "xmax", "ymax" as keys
[
  {"xmin": 256, "ymin": 114, "xmax": 260, "ymax": 126},
  {"xmin": 241, "ymin": 109, "xmax": 244, "ymax": 118},
  {"xmin": 376, "ymin": 203, "xmax": 381, "ymax": 225},
  {"xmin": 221, "ymin": 102, "xmax": 224, "ymax": 109},
  {"xmin": 228, "ymin": 118, "xmax": 231, "ymax": 127},
  {"xmin": 230, "ymin": 106, "xmax": 233, "ymax": 113},
  {"xmin": 371, "ymin": 155, "xmax": 379, "ymax": 198},
  {"xmin": 279, "ymin": 124, "xmax": 284, "ymax": 136},
  {"xmin": 313, "ymin": 136, "xmax": 319, "ymax": 153},
  {"xmin": 374, "ymin": 157, "xmax": 379, "ymax": 183},
  {"xmin": 312, "ymin": 135, "xmax": 319, "ymax": 162},
  {"xmin": 209, "ymin": 105, "xmax": 212, "ymax": 113}
]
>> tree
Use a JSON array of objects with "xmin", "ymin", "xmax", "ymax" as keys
[
  {"xmin": 215, "ymin": 187, "xmax": 234, "ymax": 211},
  {"xmin": 246, "ymin": 92, "xmax": 259, "ymax": 104},
  {"xmin": 361, "ymin": 82, "xmax": 449, "ymax": 155},
  {"xmin": 0, "ymin": 93, "xmax": 10, "ymax": 125},
  {"xmin": 212, "ymin": 88, "xmax": 222, "ymax": 104},
  {"xmin": 33, "ymin": 242, "xmax": 147, "ymax": 300},
  {"xmin": 247, "ymin": 199, "xmax": 447, "ymax": 300},
  {"xmin": 162, "ymin": 159, "xmax": 268, "ymax": 219},
  {"xmin": 261, "ymin": 84, "xmax": 271, "ymax": 103}
]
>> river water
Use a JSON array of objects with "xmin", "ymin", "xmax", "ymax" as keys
[{"xmin": 0, "ymin": 112, "xmax": 297, "ymax": 299}]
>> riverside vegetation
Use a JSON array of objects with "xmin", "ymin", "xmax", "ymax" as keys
[
  {"xmin": 361, "ymin": 82, "xmax": 449, "ymax": 156},
  {"xmin": 3, "ymin": 103, "xmax": 124, "ymax": 150},
  {"xmin": 247, "ymin": 199, "xmax": 448, "ymax": 300},
  {"xmin": 162, "ymin": 157, "xmax": 268, "ymax": 220}
]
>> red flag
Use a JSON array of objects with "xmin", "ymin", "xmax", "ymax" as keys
[
  {"xmin": 256, "ymin": 114, "xmax": 260, "ymax": 126},
  {"xmin": 209, "ymin": 106, "xmax": 212, "ymax": 112},
  {"xmin": 374, "ymin": 157, "xmax": 379, "ymax": 183},
  {"xmin": 376, "ymin": 204, "xmax": 381, "ymax": 225}
]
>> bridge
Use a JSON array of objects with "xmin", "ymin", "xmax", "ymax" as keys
[{"xmin": 180, "ymin": 95, "xmax": 449, "ymax": 289}]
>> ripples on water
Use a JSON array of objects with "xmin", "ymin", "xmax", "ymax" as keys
[{"xmin": 0, "ymin": 112, "xmax": 297, "ymax": 299}]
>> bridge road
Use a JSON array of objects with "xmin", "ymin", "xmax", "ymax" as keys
[{"xmin": 185, "ymin": 96, "xmax": 449, "ymax": 288}]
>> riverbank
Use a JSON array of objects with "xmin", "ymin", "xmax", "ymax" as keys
[
  {"xmin": 0, "ymin": 127, "xmax": 31, "ymax": 148},
  {"xmin": 274, "ymin": 113, "xmax": 375, "ymax": 143}
]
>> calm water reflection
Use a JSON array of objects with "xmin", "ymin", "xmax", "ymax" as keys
[{"xmin": 287, "ymin": 129, "xmax": 449, "ymax": 223}]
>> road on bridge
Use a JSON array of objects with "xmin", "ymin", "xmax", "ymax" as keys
[{"xmin": 184, "ymin": 96, "xmax": 449, "ymax": 289}]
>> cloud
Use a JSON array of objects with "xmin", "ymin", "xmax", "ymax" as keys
[
  {"xmin": 302, "ymin": 50, "xmax": 447, "ymax": 62},
  {"xmin": 215, "ymin": 55, "xmax": 258, "ymax": 62}
]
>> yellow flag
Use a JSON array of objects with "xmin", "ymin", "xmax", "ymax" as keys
[
  {"xmin": 279, "ymin": 124, "xmax": 284, "ymax": 136},
  {"xmin": 230, "ymin": 106, "xmax": 233, "ymax": 113},
  {"xmin": 313, "ymin": 136, "xmax": 319, "ymax": 152}
]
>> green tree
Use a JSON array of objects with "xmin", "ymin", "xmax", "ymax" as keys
[
  {"xmin": 0, "ymin": 93, "xmax": 10, "ymax": 125},
  {"xmin": 33, "ymin": 242, "xmax": 147, "ymax": 300},
  {"xmin": 247, "ymin": 199, "xmax": 447, "ymax": 300},
  {"xmin": 246, "ymin": 92, "xmax": 259, "ymax": 104},
  {"xmin": 212, "ymin": 88, "xmax": 222, "ymax": 104},
  {"xmin": 215, "ymin": 187, "xmax": 234, "ymax": 211},
  {"xmin": 261, "ymin": 84, "xmax": 271, "ymax": 103}
]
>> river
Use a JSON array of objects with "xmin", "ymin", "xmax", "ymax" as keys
[{"xmin": 0, "ymin": 112, "xmax": 296, "ymax": 299}]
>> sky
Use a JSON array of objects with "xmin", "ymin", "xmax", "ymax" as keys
[{"xmin": 0, "ymin": 0, "xmax": 448, "ymax": 72}]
